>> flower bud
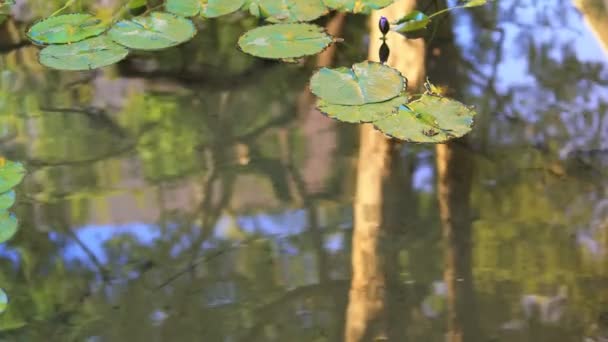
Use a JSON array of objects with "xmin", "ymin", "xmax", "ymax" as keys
[{"xmin": 379, "ymin": 16, "xmax": 390, "ymax": 35}]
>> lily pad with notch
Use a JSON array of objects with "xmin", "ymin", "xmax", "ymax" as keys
[
  {"xmin": 39, "ymin": 35, "xmax": 129, "ymax": 71},
  {"xmin": 201, "ymin": 0, "xmax": 246, "ymax": 18},
  {"xmin": 310, "ymin": 61, "xmax": 406, "ymax": 106},
  {"xmin": 317, "ymin": 95, "xmax": 408, "ymax": 123},
  {"xmin": 373, "ymin": 93, "xmax": 476, "ymax": 143},
  {"xmin": 0, "ymin": 191, "xmax": 15, "ymax": 210},
  {"xmin": 238, "ymin": 23, "xmax": 334, "ymax": 59},
  {"xmin": 165, "ymin": 0, "xmax": 201, "ymax": 17},
  {"xmin": 27, "ymin": 13, "xmax": 108, "ymax": 45},
  {"xmin": 108, "ymin": 11, "xmax": 196, "ymax": 51}
]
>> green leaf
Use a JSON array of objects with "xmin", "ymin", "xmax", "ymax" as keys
[
  {"xmin": 373, "ymin": 94, "xmax": 477, "ymax": 143},
  {"xmin": 463, "ymin": 0, "xmax": 488, "ymax": 8},
  {"xmin": 310, "ymin": 61, "xmax": 406, "ymax": 105},
  {"xmin": 317, "ymin": 95, "xmax": 407, "ymax": 123},
  {"xmin": 26, "ymin": 13, "xmax": 108, "ymax": 45},
  {"xmin": 0, "ymin": 160, "xmax": 24, "ymax": 194},
  {"xmin": 201, "ymin": 0, "xmax": 246, "ymax": 18},
  {"xmin": 322, "ymin": 0, "xmax": 393, "ymax": 13},
  {"xmin": 108, "ymin": 12, "xmax": 196, "ymax": 51},
  {"xmin": 39, "ymin": 36, "xmax": 129, "ymax": 71},
  {"xmin": 166, "ymin": 0, "xmax": 200, "ymax": 17},
  {"xmin": 238, "ymin": 23, "xmax": 334, "ymax": 59},
  {"xmin": 0, "ymin": 288, "xmax": 7, "ymax": 314},
  {"xmin": 392, "ymin": 10, "xmax": 430, "ymax": 33},
  {"xmin": 0, "ymin": 191, "xmax": 15, "ymax": 210},
  {"xmin": 0, "ymin": 211, "xmax": 17, "ymax": 244},
  {"xmin": 249, "ymin": 0, "xmax": 327, "ymax": 23}
]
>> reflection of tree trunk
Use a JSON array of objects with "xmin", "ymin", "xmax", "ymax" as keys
[
  {"xmin": 426, "ymin": 1, "xmax": 480, "ymax": 341},
  {"xmin": 345, "ymin": 1, "xmax": 425, "ymax": 341},
  {"xmin": 573, "ymin": 0, "xmax": 608, "ymax": 54}
]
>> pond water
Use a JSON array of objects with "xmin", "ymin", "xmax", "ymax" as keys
[{"xmin": 0, "ymin": 0, "xmax": 608, "ymax": 341}]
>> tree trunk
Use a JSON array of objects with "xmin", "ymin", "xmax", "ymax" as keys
[
  {"xmin": 573, "ymin": 0, "xmax": 608, "ymax": 54},
  {"xmin": 345, "ymin": 1, "xmax": 425, "ymax": 341},
  {"xmin": 426, "ymin": 1, "xmax": 480, "ymax": 341}
]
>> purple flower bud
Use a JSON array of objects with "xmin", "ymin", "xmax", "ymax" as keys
[{"xmin": 379, "ymin": 16, "xmax": 390, "ymax": 35}]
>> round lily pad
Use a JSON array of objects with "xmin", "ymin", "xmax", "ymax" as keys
[
  {"xmin": 238, "ymin": 23, "xmax": 334, "ymax": 59},
  {"xmin": 0, "ymin": 191, "xmax": 15, "ymax": 210},
  {"xmin": 322, "ymin": 0, "xmax": 394, "ymax": 13},
  {"xmin": 202, "ymin": 0, "xmax": 246, "ymax": 18},
  {"xmin": 249, "ymin": 0, "xmax": 327, "ymax": 23},
  {"xmin": 310, "ymin": 61, "xmax": 406, "ymax": 105},
  {"xmin": 27, "ymin": 13, "xmax": 107, "ymax": 45},
  {"xmin": 0, "ymin": 288, "xmax": 7, "ymax": 314},
  {"xmin": 0, "ymin": 211, "xmax": 17, "ymax": 244},
  {"xmin": 317, "ymin": 95, "xmax": 407, "ymax": 123},
  {"xmin": 39, "ymin": 36, "xmax": 129, "ymax": 71},
  {"xmin": 373, "ymin": 94, "xmax": 476, "ymax": 143},
  {"xmin": 108, "ymin": 12, "xmax": 196, "ymax": 51},
  {"xmin": 0, "ymin": 160, "xmax": 25, "ymax": 194},
  {"xmin": 166, "ymin": 0, "xmax": 200, "ymax": 17}
]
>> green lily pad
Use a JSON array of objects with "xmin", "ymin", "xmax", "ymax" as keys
[
  {"xmin": 238, "ymin": 23, "xmax": 334, "ymax": 59},
  {"xmin": 310, "ymin": 61, "xmax": 406, "ymax": 105},
  {"xmin": 322, "ymin": 0, "xmax": 393, "ymax": 13},
  {"xmin": 0, "ymin": 288, "xmax": 7, "ymax": 314},
  {"xmin": 27, "ymin": 13, "xmax": 107, "ymax": 45},
  {"xmin": 0, "ymin": 191, "xmax": 15, "ymax": 210},
  {"xmin": 0, "ymin": 211, "xmax": 17, "ymax": 244},
  {"xmin": 317, "ymin": 95, "xmax": 407, "ymax": 123},
  {"xmin": 392, "ymin": 10, "xmax": 430, "ymax": 33},
  {"xmin": 108, "ymin": 12, "xmax": 196, "ymax": 51},
  {"xmin": 39, "ymin": 36, "xmax": 129, "ymax": 71},
  {"xmin": 202, "ymin": 0, "xmax": 246, "ymax": 18},
  {"xmin": 166, "ymin": 0, "xmax": 200, "ymax": 17},
  {"xmin": 373, "ymin": 94, "xmax": 476, "ymax": 143},
  {"xmin": 249, "ymin": 0, "xmax": 327, "ymax": 23},
  {"xmin": 0, "ymin": 160, "xmax": 24, "ymax": 194}
]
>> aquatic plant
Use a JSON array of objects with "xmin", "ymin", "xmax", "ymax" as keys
[
  {"xmin": 19, "ymin": 0, "xmax": 489, "ymax": 142},
  {"xmin": 0, "ymin": 157, "xmax": 26, "ymax": 314}
]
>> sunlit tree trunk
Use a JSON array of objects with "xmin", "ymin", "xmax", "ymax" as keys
[
  {"xmin": 345, "ymin": 1, "xmax": 425, "ymax": 341},
  {"xmin": 426, "ymin": 1, "xmax": 481, "ymax": 341},
  {"xmin": 573, "ymin": 0, "xmax": 608, "ymax": 54}
]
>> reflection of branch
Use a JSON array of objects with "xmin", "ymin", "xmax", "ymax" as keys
[
  {"xmin": 62, "ymin": 225, "xmax": 110, "ymax": 282},
  {"xmin": 26, "ymin": 142, "xmax": 135, "ymax": 168},
  {"xmin": 240, "ymin": 280, "xmax": 349, "ymax": 342},
  {"xmin": 39, "ymin": 106, "xmax": 127, "ymax": 138}
]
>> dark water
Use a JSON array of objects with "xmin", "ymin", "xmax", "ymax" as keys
[{"xmin": 0, "ymin": 1, "xmax": 608, "ymax": 341}]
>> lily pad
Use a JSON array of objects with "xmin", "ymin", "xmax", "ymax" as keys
[
  {"xmin": 0, "ymin": 288, "xmax": 7, "ymax": 314},
  {"xmin": 392, "ymin": 10, "xmax": 430, "ymax": 33},
  {"xmin": 373, "ymin": 94, "xmax": 476, "ymax": 143},
  {"xmin": 39, "ymin": 36, "xmax": 129, "ymax": 71},
  {"xmin": 0, "ymin": 211, "xmax": 17, "ymax": 244},
  {"xmin": 317, "ymin": 95, "xmax": 407, "ymax": 123},
  {"xmin": 238, "ymin": 23, "xmax": 334, "ymax": 59},
  {"xmin": 0, "ymin": 160, "xmax": 24, "ymax": 194},
  {"xmin": 27, "ymin": 13, "xmax": 107, "ymax": 45},
  {"xmin": 202, "ymin": 0, "xmax": 246, "ymax": 18},
  {"xmin": 249, "ymin": 0, "xmax": 327, "ymax": 23},
  {"xmin": 166, "ymin": 0, "xmax": 200, "ymax": 17},
  {"xmin": 108, "ymin": 12, "xmax": 196, "ymax": 51},
  {"xmin": 322, "ymin": 0, "xmax": 393, "ymax": 13},
  {"xmin": 0, "ymin": 191, "xmax": 15, "ymax": 210},
  {"xmin": 310, "ymin": 61, "xmax": 406, "ymax": 105}
]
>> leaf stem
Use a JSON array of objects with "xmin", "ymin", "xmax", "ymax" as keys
[
  {"xmin": 427, "ymin": 5, "xmax": 468, "ymax": 20},
  {"xmin": 50, "ymin": 0, "xmax": 77, "ymax": 17}
]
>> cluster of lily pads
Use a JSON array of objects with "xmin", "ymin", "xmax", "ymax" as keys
[
  {"xmin": 0, "ymin": 158, "xmax": 26, "ymax": 315},
  {"xmin": 311, "ymin": 62, "xmax": 476, "ymax": 143},
  {"xmin": 21, "ymin": 0, "xmax": 487, "ymax": 142}
]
